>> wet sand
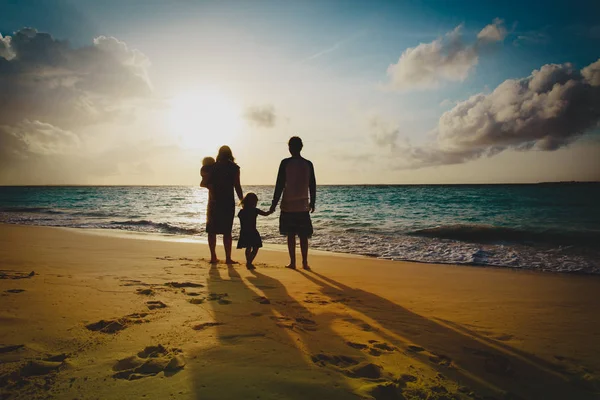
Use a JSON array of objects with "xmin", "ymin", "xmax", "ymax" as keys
[{"xmin": 1, "ymin": 224, "xmax": 599, "ymax": 399}]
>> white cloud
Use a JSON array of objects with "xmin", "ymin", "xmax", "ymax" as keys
[
  {"xmin": 477, "ymin": 18, "xmax": 508, "ymax": 43},
  {"xmin": 369, "ymin": 116, "xmax": 400, "ymax": 149},
  {"xmin": 244, "ymin": 105, "xmax": 277, "ymax": 128},
  {"xmin": 400, "ymin": 58, "xmax": 600, "ymax": 168},
  {"xmin": 582, "ymin": 59, "xmax": 600, "ymax": 86},
  {"xmin": 1, "ymin": 120, "xmax": 80, "ymax": 157},
  {"xmin": 0, "ymin": 34, "xmax": 14, "ymax": 59},
  {"xmin": 387, "ymin": 19, "xmax": 507, "ymax": 90}
]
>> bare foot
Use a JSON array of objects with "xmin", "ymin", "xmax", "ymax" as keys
[
  {"xmin": 285, "ymin": 264, "xmax": 297, "ymax": 270},
  {"xmin": 209, "ymin": 258, "xmax": 219, "ymax": 264},
  {"xmin": 226, "ymin": 259, "xmax": 239, "ymax": 265},
  {"xmin": 246, "ymin": 263, "xmax": 256, "ymax": 270},
  {"xmin": 302, "ymin": 264, "xmax": 311, "ymax": 270}
]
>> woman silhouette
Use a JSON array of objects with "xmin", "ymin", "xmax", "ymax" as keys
[{"xmin": 206, "ymin": 145, "xmax": 243, "ymax": 264}]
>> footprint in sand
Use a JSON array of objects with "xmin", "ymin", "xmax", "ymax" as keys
[
  {"xmin": 346, "ymin": 342, "xmax": 369, "ymax": 350},
  {"xmin": 146, "ymin": 300, "xmax": 167, "ymax": 310},
  {"xmin": 551, "ymin": 356, "xmax": 599, "ymax": 391},
  {"xmin": 0, "ymin": 344, "xmax": 25, "ymax": 354},
  {"xmin": 253, "ymin": 296, "xmax": 271, "ymax": 304},
  {"xmin": 192, "ymin": 322, "xmax": 224, "ymax": 331},
  {"xmin": 112, "ymin": 345, "xmax": 185, "ymax": 380},
  {"xmin": 5, "ymin": 289, "xmax": 25, "ymax": 294},
  {"xmin": 463, "ymin": 347, "xmax": 513, "ymax": 377},
  {"xmin": 0, "ymin": 270, "xmax": 35, "ymax": 280},
  {"xmin": 85, "ymin": 312, "xmax": 149, "ymax": 334},
  {"xmin": 0, "ymin": 353, "xmax": 69, "ymax": 392},
  {"xmin": 312, "ymin": 353, "xmax": 385, "ymax": 380},
  {"xmin": 311, "ymin": 353, "xmax": 360, "ymax": 368},
  {"xmin": 136, "ymin": 288, "xmax": 154, "ymax": 296},
  {"xmin": 164, "ymin": 281, "xmax": 204, "ymax": 289},
  {"xmin": 120, "ymin": 279, "xmax": 152, "ymax": 287},
  {"xmin": 366, "ymin": 382, "xmax": 406, "ymax": 400},
  {"xmin": 207, "ymin": 293, "xmax": 231, "ymax": 305},
  {"xmin": 407, "ymin": 345, "xmax": 425, "ymax": 353},
  {"xmin": 271, "ymin": 316, "xmax": 317, "ymax": 331},
  {"xmin": 428, "ymin": 352, "xmax": 453, "ymax": 367},
  {"xmin": 346, "ymin": 341, "xmax": 397, "ymax": 357},
  {"xmin": 359, "ymin": 323, "xmax": 374, "ymax": 332},
  {"xmin": 156, "ymin": 256, "xmax": 177, "ymax": 261},
  {"xmin": 303, "ymin": 294, "xmax": 330, "ymax": 305},
  {"xmin": 399, "ymin": 373, "xmax": 418, "ymax": 383},
  {"xmin": 345, "ymin": 362, "xmax": 384, "ymax": 379}
]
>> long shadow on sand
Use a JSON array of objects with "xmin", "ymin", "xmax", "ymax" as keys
[
  {"xmin": 298, "ymin": 270, "xmax": 599, "ymax": 400},
  {"xmin": 188, "ymin": 264, "xmax": 361, "ymax": 400}
]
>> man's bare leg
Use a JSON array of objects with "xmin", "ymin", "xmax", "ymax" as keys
[
  {"xmin": 300, "ymin": 235, "xmax": 310, "ymax": 270},
  {"xmin": 208, "ymin": 233, "xmax": 218, "ymax": 263},
  {"xmin": 286, "ymin": 234, "xmax": 296, "ymax": 269}
]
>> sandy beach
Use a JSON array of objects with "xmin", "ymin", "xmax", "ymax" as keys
[{"xmin": 1, "ymin": 223, "xmax": 599, "ymax": 400}]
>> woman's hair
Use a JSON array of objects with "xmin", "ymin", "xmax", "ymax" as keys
[
  {"xmin": 240, "ymin": 192, "xmax": 258, "ymax": 208},
  {"xmin": 216, "ymin": 145, "xmax": 235, "ymax": 162}
]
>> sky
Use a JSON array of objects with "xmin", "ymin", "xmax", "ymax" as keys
[{"xmin": 1, "ymin": 0, "xmax": 599, "ymax": 185}]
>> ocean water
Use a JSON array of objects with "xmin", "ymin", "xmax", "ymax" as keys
[{"xmin": 0, "ymin": 184, "xmax": 599, "ymax": 274}]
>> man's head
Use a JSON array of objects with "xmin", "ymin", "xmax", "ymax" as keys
[{"xmin": 288, "ymin": 136, "xmax": 303, "ymax": 156}]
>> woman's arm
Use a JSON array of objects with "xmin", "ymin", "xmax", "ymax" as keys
[{"xmin": 234, "ymin": 168, "xmax": 243, "ymax": 202}]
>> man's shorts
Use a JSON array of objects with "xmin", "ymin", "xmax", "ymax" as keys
[{"xmin": 279, "ymin": 211, "xmax": 313, "ymax": 237}]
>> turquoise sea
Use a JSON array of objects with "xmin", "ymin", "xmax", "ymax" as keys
[{"xmin": 0, "ymin": 184, "xmax": 599, "ymax": 274}]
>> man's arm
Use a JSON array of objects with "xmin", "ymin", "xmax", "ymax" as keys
[
  {"xmin": 270, "ymin": 160, "xmax": 286, "ymax": 212},
  {"xmin": 308, "ymin": 161, "xmax": 316, "ymax": 213}
]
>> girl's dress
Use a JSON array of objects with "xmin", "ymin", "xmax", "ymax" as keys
[{"xmin": 236, "ymin": 208, "xmax": 263, "ymax": 249}]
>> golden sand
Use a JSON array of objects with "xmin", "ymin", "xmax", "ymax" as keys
[{"xmin": 1, "ymin": 224, "xmax": 599, "ymax": 399}]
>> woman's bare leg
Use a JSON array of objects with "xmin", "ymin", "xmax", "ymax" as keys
[
  {"xmin": 208, "ymin": 233, "xmax": 218, "ymax": 263},
  {"xmin": 223, "ymin": 234, "xmax": 236, "ymax": 264}
]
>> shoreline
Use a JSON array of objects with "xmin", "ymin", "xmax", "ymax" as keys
[
  {"xmin": 3, "ymin": 221, "xmax": 598, "ymax": 277},
  {"xmin": 1, "ymin": 223, "xmax": 599, "ymax": 399}
]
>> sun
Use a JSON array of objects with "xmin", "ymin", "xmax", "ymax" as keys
[{"xmin": 169, "ymin": 88, "xmax": 241, "ymax": 151}]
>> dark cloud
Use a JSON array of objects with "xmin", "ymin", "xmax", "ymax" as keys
[
  {"xmin": 0, "ymin": 27, "xmax": 152, "ymax": 179},
  {"xmin": 387, "ymin": 19, "xmax": 507, "ymax": 90},
  {"xmin": 244, "ymin": 105, "xmax": 277, "ymax": 128},
  {"xmin": 401, "ymin": 58, "xmax": 600, "ymax": 168},
  {"xmin": 0, "ymin": 28, "xmax": 151, "ymax": 128}
]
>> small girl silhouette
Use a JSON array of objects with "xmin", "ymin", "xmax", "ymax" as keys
[{"xmin": 237, "ymin": 192, "xmax": 271, "ymax": 269}]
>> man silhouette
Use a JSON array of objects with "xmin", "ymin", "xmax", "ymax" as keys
[{"xmin": 270, "ymin": 136, "xmax": 316, "ymax": 270}]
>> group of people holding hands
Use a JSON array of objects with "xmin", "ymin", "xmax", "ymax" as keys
[{"xmin": 200, "ymin": 136, "xmax": 316, "ymax": 271}]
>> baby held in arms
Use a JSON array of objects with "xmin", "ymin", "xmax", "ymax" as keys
[{"xmin": 200, "ymin": 157, "xmax": 215, "ymax": 189}]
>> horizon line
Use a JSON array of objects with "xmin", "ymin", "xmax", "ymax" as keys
[{"xmin": 0, "ymin": 181, "xmax": 598, "ymax": 188}]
